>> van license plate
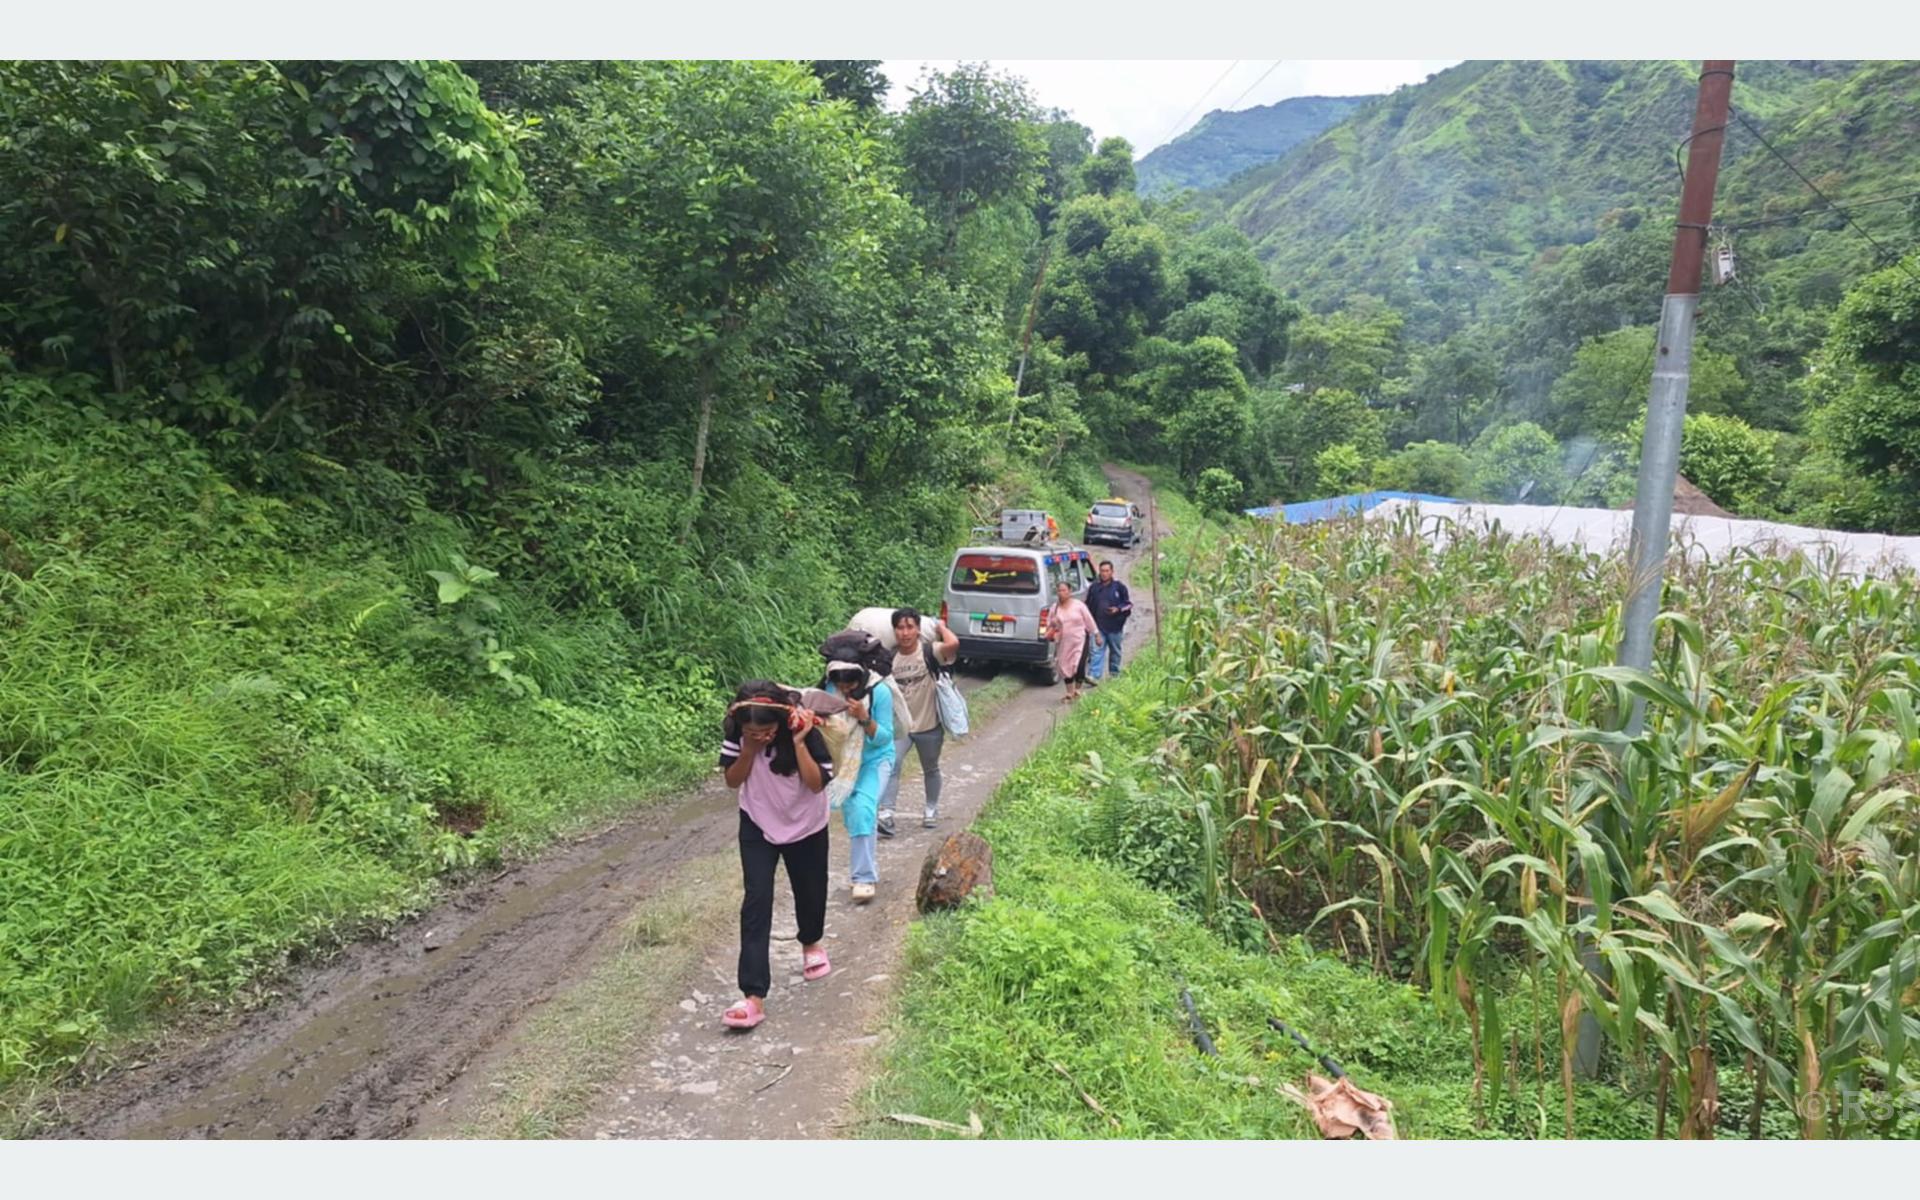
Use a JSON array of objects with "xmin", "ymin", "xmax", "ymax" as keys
[{"xmin": 978, "ymin": 614, "xmax": 1010, "ymax": 634}]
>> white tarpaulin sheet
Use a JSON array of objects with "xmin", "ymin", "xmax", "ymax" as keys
[{"xmin": 1365, "ymin": 499, "xmax": 1920, "ymax": 579}]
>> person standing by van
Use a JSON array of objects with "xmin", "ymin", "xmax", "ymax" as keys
[
  {"xmin": 887, "ymin": 608, "xmax": 959, "ymax": 830},
  {"xmin": 1085, "ymin": 559, "xmax": 1133, "ymax": 682},
  {"xmin": 719, "ymin": 681, "xmax": 833, "ymax": 1030},
  {"xmin": 823, "ymin": 662, "xmax": 893, "ymax": 901},
  {"xmin": 1046, "ymin": 579, "xmax": 1099, "ymax": 702}
]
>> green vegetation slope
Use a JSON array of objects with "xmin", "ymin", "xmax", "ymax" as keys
[
  {"xmin": 1168, "ymin": 59, "xmax": 1920, "ymax": 532},
  {"xmin": 1135, "ymin": 94, "xmax": 1371, "ymax": 196},
  {"xmin": 1214, "ymin": 60, "xmax": 1868, "ymax": 329}
]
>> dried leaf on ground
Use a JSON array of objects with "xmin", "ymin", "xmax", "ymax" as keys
[
  {"xmin": 886, "ymin": 1110, "xmax": 983, "ymax": 1138},
  {"xmin": 1280, "ymin": 1074, "xmax": 1397, "ymax": 1140}
]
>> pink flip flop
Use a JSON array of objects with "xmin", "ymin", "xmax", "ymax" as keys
[
  {"xmin": 802, "ymin": 947, "xmax": 831, "ymax": 981},
  {"xmin": 722, "ymin": 996, "xmax": 765, "ymax": 1029}
]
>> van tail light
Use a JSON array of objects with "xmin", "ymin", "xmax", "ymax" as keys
[
  {"xmin": 939, "ymin": 601, "xmax": 949, "ymax": 627},
  {"xmin": 1039, "ymin": 605, "xmax": 1053, "ymax": 631}
]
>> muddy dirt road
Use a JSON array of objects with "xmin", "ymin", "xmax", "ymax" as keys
[{"xmin": 46, "ymin": 466, "xmax": 1164, "ymax": 1139}]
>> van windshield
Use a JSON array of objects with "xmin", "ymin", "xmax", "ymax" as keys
[
  {"xmin": 1091, "ymin": 503, "xmax": 1129, "ymax": 518},
  {"xmin": 951, "ymin": 553, "xmax": 1041, "ymax": 595}
]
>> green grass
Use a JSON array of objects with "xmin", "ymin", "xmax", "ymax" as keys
[
  {"xmin": 853, "ymin": 661, "xmax": 1658, "ymax": 1139},
  {"xmin": 961, "ymin": 673, "xmax": 1023, "ymax": 716},
  {"xmin": 0, "ymin": 403, "xmax": 717, "ymax": 1087}
]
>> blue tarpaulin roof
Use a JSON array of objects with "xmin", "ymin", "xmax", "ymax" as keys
[{"xmin": 1243, "ymin": 490, "xmax": 1463, "ymax": 523}]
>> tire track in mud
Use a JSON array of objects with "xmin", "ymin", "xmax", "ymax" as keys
[
  {"xmin": 44, "ymin": 466, "xmax": 1164, "ymax": 1140},
  {"xmin": 48, "ymin": 782, "xmax": 745, "ymax": 1138}
]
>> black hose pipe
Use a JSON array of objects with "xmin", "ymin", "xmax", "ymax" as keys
[
  {"xmin": 1266, "ymin": 1016, "xmax": 1346, "ymax": 1079},
  {"xmin": 1178, "ymin": 988, "xmax": 1217, "ymax": 1058}
]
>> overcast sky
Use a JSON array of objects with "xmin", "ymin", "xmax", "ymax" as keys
[{"xmin": 881, "ymin": 60, "xmax": 1462, "ymax": 158}]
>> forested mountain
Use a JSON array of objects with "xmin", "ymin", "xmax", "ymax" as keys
[
  {"xmin": 1212, "ymin": 60, "xmax": 1868, "ymax": 330},
  {"xmin": 1180, "ymin": 59, "xmax": 1920, "ymax": 530},
  {"xmin": 1134, "ymin": 94, "xmax": 1370, "ymax": 195}
]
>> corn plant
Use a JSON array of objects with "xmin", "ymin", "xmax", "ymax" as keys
[{"xmin": 1160, "ymin": 510, "xmax": 1920, "ymax": 1138}]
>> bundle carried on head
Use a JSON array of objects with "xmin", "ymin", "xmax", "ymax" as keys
[
  {"xmin": 819, "ymin": 626, "xmax": 893, "ymax": 681},
  {"xmin": 817, "ymin": 625, "xmax": 915, "ymax": 796},
  {"xmin": 847, "ymin": 606, "xmax": 901, "ymax": 652},
  {"xmin": 725, "ymin": 680, "xmax": 862, "ymax": 805},
  {"xmin": 725, "ymin": 685, "xmax": 849, "ymax": 734}
]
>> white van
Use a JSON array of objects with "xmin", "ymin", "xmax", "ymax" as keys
[{"xmin": 939, "ymin": 541, "xmax": 1094, "ymax": 677}]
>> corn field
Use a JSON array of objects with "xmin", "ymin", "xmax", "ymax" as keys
[{"xmin": 1164, "ymin": 512, "xmax": 1920, "ymax": 1138}]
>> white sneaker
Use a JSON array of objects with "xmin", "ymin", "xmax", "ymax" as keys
[{"xmin": 852, "ymin": 883, "xmax": 876, "ymax": 903}]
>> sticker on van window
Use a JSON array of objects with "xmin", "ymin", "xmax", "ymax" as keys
[{"xmin": 951, "ymin": 554, "xmax": 1040, "ymax": 595}]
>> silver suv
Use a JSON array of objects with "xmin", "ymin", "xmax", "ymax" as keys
[{"xmin": 1082, "ymin": 498, "xmax": 1143, "ymax": 548}]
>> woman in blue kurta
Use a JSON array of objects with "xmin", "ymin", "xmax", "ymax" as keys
[{"xmin": 823, "ymin": 662, "xmax": 894, "ymax": 903}]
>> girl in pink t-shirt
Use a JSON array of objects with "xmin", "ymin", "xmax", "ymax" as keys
[{"xmin": 718, "ymin": 681, "xmax": 835, "ymax": 1029}]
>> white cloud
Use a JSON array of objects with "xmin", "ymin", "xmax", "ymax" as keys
[{"xmin": 881, "ymin": 60, "xmax": 1461, "ymax": 158}]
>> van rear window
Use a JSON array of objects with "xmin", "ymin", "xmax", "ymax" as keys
[
  {"xmin": 1092, "ymin": 503, "xmax": 1129, "ymax": 517},
  {"xmin": 951, "ymin": 553, "xmax": 1040, "ymax": 594}
]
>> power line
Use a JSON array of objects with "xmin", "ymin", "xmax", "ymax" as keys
[
  {"xmin": 1059, "ymin": 59, "xmax": 1255, "ymax": 265},
  {"xmin": 1155, "ymin": 60, "xmax": 1241, "ymax": 151},
  {"xmin": 1719, "ymin": 187, "xmax": 1920, "ymax": 231},
  {"xmin": 1047, "ymin": 62, "xmax": 1285, "ymax": 288},
  {"xmin": 1721, "ymin": 275, "xmax": 1769, "ymax": 319},
  {"xmin": 1730, "ymin": 106, "xmax": 1920, "ymax": 288},
  {"xmin": 1219, "ymin": 60, "xmax": 1286, "ymax": 117},
  {"xmin": 1673, "ymin": 122, "xmax": 1729, "ymax": 186},
  {"xmin": 1014, "ymin": 59, "xmax": 1282, "ymax": 388},
  {"xmin": 1533, "ymin": 337, "xmax": 1656, "ymax": 536}
]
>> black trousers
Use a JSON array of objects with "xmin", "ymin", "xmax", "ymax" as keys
[{"xmin": 737, "ymin": 810, "xmax": 830, "ymax": 999}]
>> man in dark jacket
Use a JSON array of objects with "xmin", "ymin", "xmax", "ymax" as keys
[{"xmin": 1085, "ymin": 560, "xmax": 1133, "ymax": 682}]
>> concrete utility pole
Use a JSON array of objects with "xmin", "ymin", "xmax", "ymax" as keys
[
  {"xmin": 1617, "ymin": 61, "xmax": 1735, "ymax": 733},
  {"xmin": 1579, "ymin": 60, "xmax": 1736, "ymax": 1081}
]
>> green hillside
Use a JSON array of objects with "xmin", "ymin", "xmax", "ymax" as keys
[
  {"xmin": 1168, "ymin": 59, "xmax": 1920, "ymax": 530},
  {"xmin": 1135, "ymin": 94, "xmax": 1371, "ymax": 195},
  {"xmin": 1214, "ymin": 60, "xmax": 1874, "ymax": 332}
]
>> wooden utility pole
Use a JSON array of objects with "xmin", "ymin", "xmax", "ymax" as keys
[
  {"xmin": 1578, "ymin": 60, "xmax": 1736, "ymax": 1082},
  {"xmin": 1147, "ymin": 485, "xmax": 1163, "ymax": 657},
  {"xmin": 1009, "ymin": 242, "xmax": 1053, "ymax": 418}
]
